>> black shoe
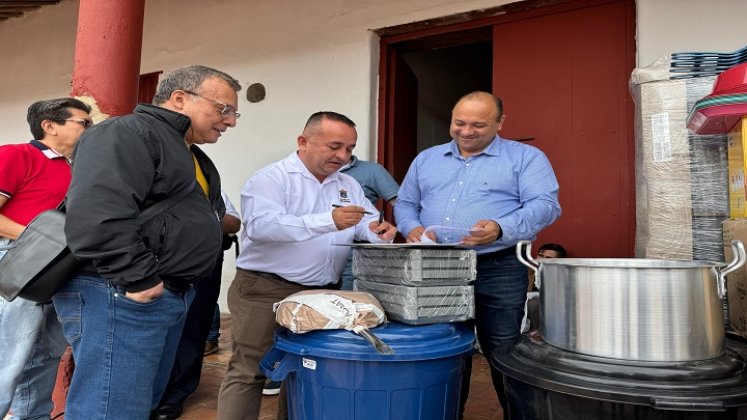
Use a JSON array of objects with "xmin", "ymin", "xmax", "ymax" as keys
[{"xmin": 151, "ymin": 405, "xmax": 184, "ymax": 420}]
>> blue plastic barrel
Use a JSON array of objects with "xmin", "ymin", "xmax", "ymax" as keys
[{"xmin": 259, "ymin": 322, "xmax": 474, "ymax": 420}]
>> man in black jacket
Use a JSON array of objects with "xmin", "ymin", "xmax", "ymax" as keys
[{"xmin": 54, "ymin": 65, "xmax": 241, "ymax": 420}]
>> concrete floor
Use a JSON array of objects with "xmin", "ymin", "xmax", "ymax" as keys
[{"xmin": 181, "ymin": 313, "xmax": 503, "ymax": 420}]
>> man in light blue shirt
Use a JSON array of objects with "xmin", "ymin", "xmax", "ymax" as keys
[{"xmin": 395, "ymin": 91, "xmax": 560, "ymax": 414}]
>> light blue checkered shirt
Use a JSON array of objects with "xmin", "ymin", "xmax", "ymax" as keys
[{"xmin": 394, "ymin": 135, "xmax": 561, "ymax": 254}]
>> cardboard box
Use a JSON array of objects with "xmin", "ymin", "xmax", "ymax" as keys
[
  {"xmin": 728, "ymin": 117, "xmax": 747, "ymax": 218},
  {"xmin": 722, "ymin": 219, "xmax": 747, "ymax": 337}
]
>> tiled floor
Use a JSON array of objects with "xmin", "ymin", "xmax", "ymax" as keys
[{"xmin": 181, "ymin": 313, "xmax": 502, "ymax": 420}]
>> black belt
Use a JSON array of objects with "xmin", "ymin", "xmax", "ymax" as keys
[{"xmin": 477, "ymin": 246, "xmax": 517, "ymax": 261}]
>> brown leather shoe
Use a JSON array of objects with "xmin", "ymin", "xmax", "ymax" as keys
[{"xmin": 203, "ymin": 341, "xmax": 219, "ymax": 356}]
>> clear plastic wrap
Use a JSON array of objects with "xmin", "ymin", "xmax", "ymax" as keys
[
  {"xmin": 631, "ymin": 57, "xmax": 729, "ymax": 261},
  {"xmin": 419, "ymin": 225, "xmax": 478, "ymax": 244},
  {"xmin": 354, "ymin": 279, "xmax": 474, "ymax": 325},
  {"xmin": 351, "ymin": 246, "xmax": 476, "ymax": 286}
]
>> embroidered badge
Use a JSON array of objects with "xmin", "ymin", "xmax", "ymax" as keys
[{"xmin": 338, "ymin": 189, "xmax": 351, "ymax": 203}]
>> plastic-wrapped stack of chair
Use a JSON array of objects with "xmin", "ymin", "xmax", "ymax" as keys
[
  {"xmin": 687, "ymin": 62, "xmax": 747, "ymax": 134},
  {"xmin": 670, "ymin": 44, "xmax": 747, "ymax": 80}
]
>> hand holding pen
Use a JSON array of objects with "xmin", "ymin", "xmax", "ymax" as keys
[
  {"xmin": 331, "ymin": 204, "xmax": 397, "ymax": 240},
  {"xmin": 368, "ymin": 209, "xmax": 397, "ymax": 241},
  {"xmin": 331, "ymin": 204, "xmax": 373, "ymax": 215},
  {"xmin": 331, "ymin": 204, "xmax": 370, "ymax": 230}
]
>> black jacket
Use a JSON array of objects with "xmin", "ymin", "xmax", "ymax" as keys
[{"xmin": 65, "ymin": 104, "xmax": 225, "ymax": 292}]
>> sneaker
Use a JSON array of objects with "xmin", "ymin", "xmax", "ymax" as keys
[
  {"xmin": 262, "ymin": 380, "xmax": 281, "ymax": 396},
  {"xmin": 204, "ymin": 341, "xmax": 219, "ymax": 356}
]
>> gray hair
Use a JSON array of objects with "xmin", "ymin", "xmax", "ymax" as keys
[
  {"xmin": 26, "ymin": 97, "xmax": 91, "ymax": 140},
  {"xmin": 152, "ymin": 65, "xmax": 241, "ymax": 104}
]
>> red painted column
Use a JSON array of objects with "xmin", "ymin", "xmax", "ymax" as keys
[
  {"xmin": 70, "ymin": 0, "xmax": 146, "ymax": 116},
  {"xmin": 52, "ymin": 2, "xmax": 147, "ymax": 415}
]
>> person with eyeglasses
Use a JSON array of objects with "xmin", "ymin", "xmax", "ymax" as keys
[
  {"xmin": 0, "ymin": 97, "xmax": 91, "ymax": 419},
  {"xmin": 60, "ymin": 117, "xmax": 93, "ymax": 129},
  {"xmin": 182, "ymin": 90, "xmax": 241, "ymax": 120},
  {"xmin": 54, "ymin": 65, "xmax": 241, "ymax": 420}
]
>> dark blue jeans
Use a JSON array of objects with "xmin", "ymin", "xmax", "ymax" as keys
[
  {"xmin": 340, "ymin": 252, "xmax": 355, "ymax": 291},
  {"xmin": 207, "ymin": 304, "xmax": 221, "ymax": 343},
  {"xmin": 461, "ymin": 252, "xmax": 528, "ymax": 415},
  {"xmin": 53, "ymin": 275, "xmax": 194, "ymax": 419},
  {"xmin": 158, "ymin": 254, "xmax": 223, "ymax": 407}
]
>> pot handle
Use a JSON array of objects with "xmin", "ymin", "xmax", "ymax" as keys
[
  {"xmin": 516, "ymin": 240, "xmax": 540, "ymax": 289},
  {"xmin": 718, "ymin": 240, "xmax": 747, "ymax": 299}
]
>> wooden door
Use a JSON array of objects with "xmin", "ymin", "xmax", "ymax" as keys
[
  {"xmin": 380, "ymin": 47, "xmax": 419, "ymax": 184},
  {"xmin": 138, "ymin": 71, "xmax": 162, "ymax": 103},
  {"xmin": 493, "ymin": 0, "xmax": 635, "ymax": 257},
  {"xmin": 378, "ymin": 46, "xmax": 419, "ymax": 227}
]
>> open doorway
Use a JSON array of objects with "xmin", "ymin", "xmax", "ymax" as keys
[
  {"xmin": 377, "ymin": 0, "xmax": 636, "ymax": 257},
  {"xmin": 402, "ymin": 40, "xmax": 493, "ymax": 151}
]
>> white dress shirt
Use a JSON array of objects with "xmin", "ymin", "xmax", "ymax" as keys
[
  {"xmin": 220, "ymin": 189, "xmax": 241, "ymax": 219},
  {"xmin": 236, "ymin": 152, "xmax": 386, "ymax": 286}
]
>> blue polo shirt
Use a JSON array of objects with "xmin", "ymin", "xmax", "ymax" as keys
[{"xmin": 339, "ymin": 155, "xmax": 399, "ymax": 205}]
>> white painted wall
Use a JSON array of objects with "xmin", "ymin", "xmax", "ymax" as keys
[
  {"xmin": 2, "ymin": 0, "xmax": 747, "ymax": 308},
  {"xmin": 637, "ymin": 0, "xmax": 747, "ymax": 67}
]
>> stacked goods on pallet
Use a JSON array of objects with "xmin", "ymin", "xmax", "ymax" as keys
[{"xmin": 631, "ymin": 58, "xmax": 728, "ymax": 261}]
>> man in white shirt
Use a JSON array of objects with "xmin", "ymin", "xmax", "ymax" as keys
[{"xmin": 218, "ymin": 111, "xmax": 397, "ymax": 420}]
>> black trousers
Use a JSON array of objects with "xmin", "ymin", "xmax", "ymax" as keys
[{"xmin": 158, "ymin": 253, "xmax": 224, "ymax": 407}]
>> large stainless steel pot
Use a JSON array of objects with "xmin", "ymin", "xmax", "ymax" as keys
[{"xmin": 517, "ymin": 240, "xmax": 746, "ymax": 362}]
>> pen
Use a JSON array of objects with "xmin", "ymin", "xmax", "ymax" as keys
[
  {"xmin": 331, "ymin": 204, "xmax": 374, "ymax": 215},
  {"xmin": 378, "ymin": 209, "xmax": 385, "ymax": 224}
]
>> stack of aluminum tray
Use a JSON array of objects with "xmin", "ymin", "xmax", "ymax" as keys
[
  {"xmin": 351, "ymin": 244, "xmax": 476, "ymax": 325},
  {"xmin": 354, "ymin": 280, "xmax": 474, "ymax": 325},
  {"xmin": 352, "ymin": 246, "xmax": 476, "ymax": 286}
]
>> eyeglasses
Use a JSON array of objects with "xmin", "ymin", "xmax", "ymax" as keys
[
  {"xmin": 182, "ymin": 90, "xmax": 241, "ymax": 119},
  {"xmin": 60, "ymin": 118, "xmax": 93, "ymax": 129}
]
